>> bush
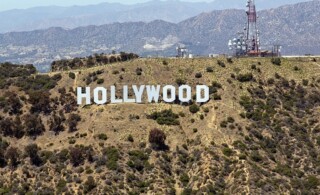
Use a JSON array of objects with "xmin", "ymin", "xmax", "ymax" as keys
[
  {"xmin": 112, "ymin": 70, "xmax": 119, "ymax": 75},
  {"xmin": 180, "ymin": 173, "xmax": 190, "ymax": 186},
  {"xmin": 136, "ymin": 68, "xmax": 143, "ymax": 75},
  {"xmin": 206, "ymin": 67, "xmax": 214, "ymax": 72},
  {"xmin": 69, "ymin": 72, "xmax": 76, "ymax": 79},
  {"xmin": 5, "ymin": 147, "xmax": 20, "ymax": 167},
  {"xmin": 304, "ymin": 176, "xmax": 319, "ymax": 190},
  {"xmin": 67, "ymin": 114, "xmax": 81, "ymax": 132},
  {"xmin": 97, "ymin": 78, "xmax": 104, "ymax": 84},
  {"xmin": 220, "ymin": 121, "xmax": 228, "ymax": 128},
  {"xmin": 24, "ymin": 114, "xmax": 45, "ymax": 137},
  {"xmin": 84, "ymin": 176, "xmax": 96, "ymax": 193},
  {"xmin": 302, "ymin": 79, "xmax": 309, "ymax": 86},
  {"xmin": 147, "ymin": 109, "xmax": 180, "ymax": 126},
  {"xmin": 250, "ymin": 151, "xmax": 263, "ymax": 162},
  {"xmin": 271, "ymin": 58, "xmax": 281, "ymax": 66},
  {"xmin": 222, "ymin": 147, "xmax": 233, "ymax": 157},
  {"xmin": 69, "ymin": 147, "xmax": 85, "ymax": 167},
  {"xmin": 217, "ymin": 60, "xmax": 226, "ymax": 67},
  {"xmin": 162, "ymin": 60, "xmax": 168, "ymax": 65},
  {"xmin": 104, "ymin": 147, "xmax": 119, "ymax": 170},
  {"xmin": 189, "ymin": 104, "xmax": 200, "ymax": 114},
  {"xmin": 227, "ymin": 58, "xmax": 233, "ymax": 63},
  {"xmin": 97, "ymin": 133, "xmax": 108, "ymax": 141},
  {"xmin": 237, "ymin": 73, "xmax": 253, "ymax": 82},
  {"xmin": 25, "ymin": 144, "xmax": 42, "ymax": 166},
  {"xmin": 127, "ymin": 134, "xmax": 134, "ymax": 142},
  {"xmin": 28, "ymin": 90, "xmax": 52, "ymax": 114},
  {"xmin": 227, "ymin": 117, "xmax": 235, "ymax": 123},
  {"xmin": 49, "ymin": 112, "xmax": 65, "ymax": 135},
  {"xmin": 176, "ymin": 78, "xmax": 186, "ymax": 86},
  {"xmin": 127, "ymin": 150, "xmax": 150, "ymax": 172},
  {"xmin": 149, "ymin": 128, "xmax": 167, "ymax": 150},
  {"xmin": 195, "ymin": 72, "xmax": 202, "ymax": 78}
]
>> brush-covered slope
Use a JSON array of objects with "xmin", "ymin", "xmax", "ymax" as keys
[{"xmin": 0, "ymin": 57, "xmax": 320, "ymax": 194}]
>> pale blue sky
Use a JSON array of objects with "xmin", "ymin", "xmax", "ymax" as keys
[{"xmin": 0, "ymin": 0, "xmax": 211, "ymax": 11}]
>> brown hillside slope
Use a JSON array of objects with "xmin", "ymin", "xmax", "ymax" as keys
[{"xmin": 0, "ymin": 57, "xmax": 319, "ymax": 194}]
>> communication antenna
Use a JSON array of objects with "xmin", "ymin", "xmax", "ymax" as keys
[{"xmin": 246, "ymin": 0, "xmax": 260, "ymax": 54}]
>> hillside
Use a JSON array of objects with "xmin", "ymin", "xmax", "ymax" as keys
[
  {"xmin": 1, "ymin": 0, "xmax": 320, "ymax": 70},
  {"xmin": 0, "ymin": 0, "xmax": 309, "ymax": 33},
  {"xmin": 0, "ymin": 57, "xmax": 319, "ymax": 194}
]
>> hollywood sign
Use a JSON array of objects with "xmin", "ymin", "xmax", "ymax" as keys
[{"xmin": 77, "ymin": 85, "xmax": 210, "ymax": 105}]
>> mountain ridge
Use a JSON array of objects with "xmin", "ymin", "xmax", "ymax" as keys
[
  {"xmin": 0, "ymin": 0, "xmax": 311, "ymax": 33},
  {"xmin": 1, "ymin": 1, "xmax": 320, "ymax": 71}
]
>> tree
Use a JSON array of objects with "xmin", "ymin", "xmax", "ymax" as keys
[
  {"xmin": 23, "ymin": 114, "xmax": 45, "ymax": 137},
  {"xmin": 67, "ymin": 114, "xmax": 81, "ymax": 132},
  {"xmin": 84, "ymin": 176, "xmax": 96, "ymax": 193},
  {"xmin": 28, "ymin": 90, "xmax": 51, "ymax": 114},
  {"xmin": 49, "ymin": 112, "xmax": 65, "ymax": 135},
  {"xmin": 25, "ymin": 144, "xmax": 42, "ymax": 166},
  {"xmin": 5, "ymin": 147, "xmax": 20, "ymax": 167},
  {"xmin": 149, "ymin": 128, "xmax": 167, "ymax": 150},
  {"xmin": 69, "ymin": 147, "xmax": 85, "ymax": 167},
  {"xmin": 6, "ymin": 92, "xmax": 22, "ymax": 115}
]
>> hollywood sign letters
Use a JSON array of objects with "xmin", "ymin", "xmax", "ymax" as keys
[{"xmin": 77, "ymin": 85, "xmax": 210, "ymax": 105}]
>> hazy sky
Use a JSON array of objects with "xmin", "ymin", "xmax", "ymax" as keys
[{"xmin": 0, "ymin": 0, "xmax": 212, "ymax": 11}]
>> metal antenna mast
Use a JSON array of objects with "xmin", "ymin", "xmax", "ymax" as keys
[{"xmin": 246, "ymin": 0, "xmax": 260, "ymax": 54}]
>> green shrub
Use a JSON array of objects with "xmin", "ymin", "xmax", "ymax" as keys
[
  {"xmin": 189, "ymin": 104, "xmax": 200, "ymax": 114},
  {"xmin": 271, "ymin": 58, "xmax": 281, "ymax": 66},
  {"xmin": 147, "ymin": 109, "xmax": 180, "ymax": 126},
  {"xmin": 220, "ymin": 121, "xmax": 228, "ymax": 128},
  {"xmin": 162, "ymin": 60, "xmax": 168, "ymax": 65},
  {"xmin": 176, "ymin": 78, "xmax": 186, "ymax": 86},
  {"xmin": 227, "ymin": 117, "xmax": 235, "ymax": 123},
  {"xmin": 104, "ymin": 147, "xmax": 119, "ymax": 170},
  {"xmin": 195, "ymin": 72, "xmax": 202, "ymax": 78},
  {"xmin": 69, "ymin": 72, "xmax": 76, "ymax": 79},
  {"xmin": 83, "ymin": 176, "xmax": 96, "ymax": 193},
  {"xmin": 127, "ymin": 150, "xmax": 150, "ymax": 172},
  {"xmin": 237, "ymin": 73, "xmax": 253, "ymax": 82},
  {"xmin": 97, "ymin": 133, "xmax": 108, "ymax": 141},
  {"xmin": 136, "ymin": 68, "xmax": 142, "ymax": 75},
  {"xmin": 222, "ymin": 147, "xmax": 233, "ymax": 157},
  {"xmin": 217, "ymin": 60, "xmax": 226, "ymax": 67},
  {"xmin": 97, "ymin": 78, "xmax": 104, "ymax": 84},
  {"xmin": 304, "ymin": 176, "xmax": 319, "ymax": 189},
  {"xmin": 206, "ymin": 67, "xmax": 214, "ymax": 72},
  {"xmin": 127, "ymin": 134, "xmax": 134, "ymax": 142},
  {"xmin": 227, "ymin": 58, "xmax": 233, "ymax": 63},
  {"xmin": 180, "ymin": 173, "xmax": 190, "ymax": 186},
  {"xmin": 250, "ymin": 151, "xmax": 263, "ymax": 162}
]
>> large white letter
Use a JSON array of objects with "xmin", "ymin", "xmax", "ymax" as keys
[
  {"xmin": 133, "ymin": 85, "xmax": 145, "ymax": 103},
  {"xmin": 77, "ymin": 87, "xmax": 91, "ymax": 105},
  {"xmin": 179, "ymin": 85, "xmax": 192, "ymax": 102},
  {"xmin": 146, "ymin": 85, "xmax": 161, "ymax": 103},
  {"xmin": 110, "ymin": 86, "xmax": 123, "ymax": 104},
  {"xmin": 94, "ymin": 87, "xmax": 107, "ymax": 105},
  {"xmin": 163, "ymin": 85, "xmax": 176, "ymax": 103},
  {"xmin": 123, "ymin": 85, "xmax": 136, "ymax": 103},
  {"xmin": 196, "ymin": 85, "xmax": 210, "ymax": 103}
]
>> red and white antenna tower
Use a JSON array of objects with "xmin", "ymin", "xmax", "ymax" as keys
[{"xmin": 246, "ymin": 0, "xmax": 260, "ymax": 54}]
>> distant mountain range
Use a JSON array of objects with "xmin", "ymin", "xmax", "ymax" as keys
[
  {"xmin": 0, "ymin": 0, "xmax": 319, "ymax": 71},
  {"xmin": 0, "ymin": 0, "xmax": 310, "ymax": 33}
]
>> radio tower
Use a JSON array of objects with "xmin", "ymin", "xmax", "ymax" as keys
[{"xmin": 246, "ymin": 0, "xmax": 260, "ymax": 55}]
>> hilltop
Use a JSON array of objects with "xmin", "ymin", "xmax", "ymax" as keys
[{"xmin": 0, "ymin": 57, "xmax": 319, "ymax": 194}]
